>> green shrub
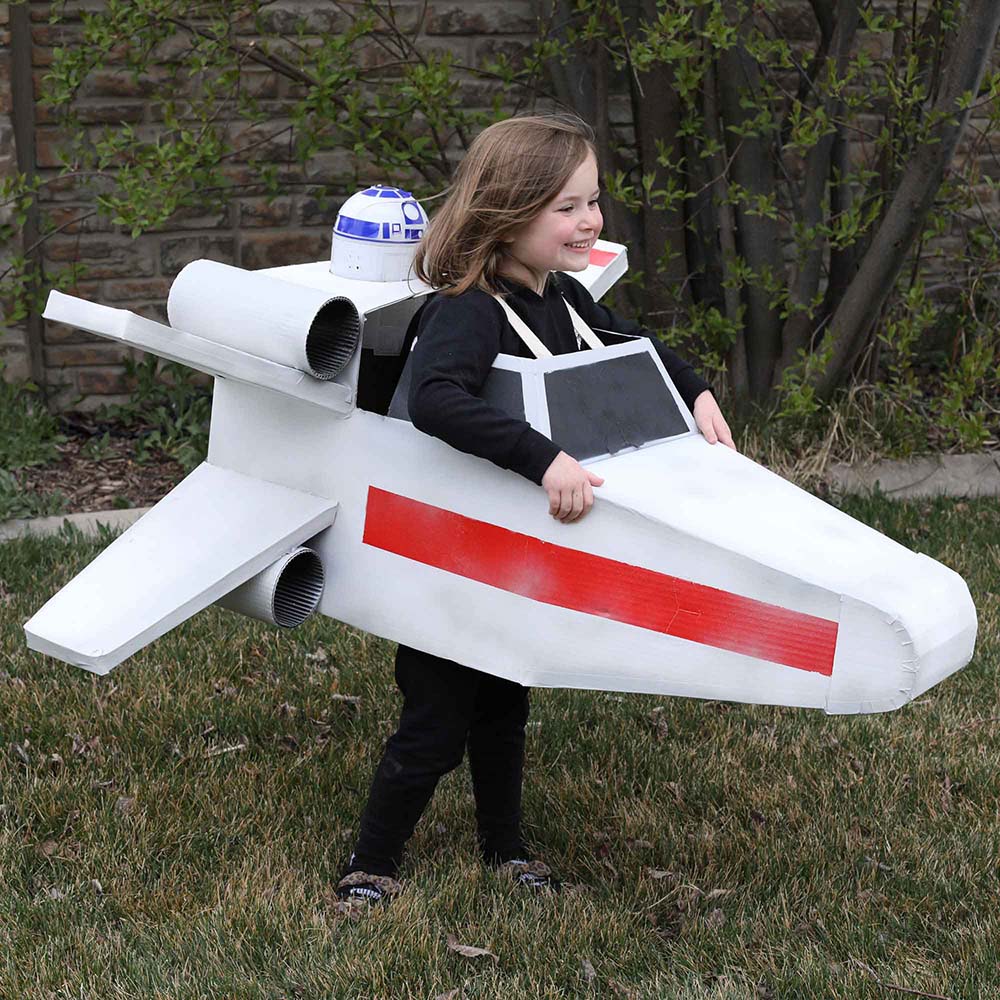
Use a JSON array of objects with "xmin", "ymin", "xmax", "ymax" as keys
[{"xmin": 0, "ymin": 361, "xmax": 64, "ymax": 472}]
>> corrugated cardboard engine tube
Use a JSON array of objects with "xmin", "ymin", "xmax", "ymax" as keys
[
  {"xmin": 217, "ymin": 547, "xmax": 325, "ymax": 628},
  {"xmin": 305, "ymin": 296, "xmax": 361, "ymax": 379},
  {"xmin": 167, "ymin": 259, "xmax": 362, "ymax": 380}
]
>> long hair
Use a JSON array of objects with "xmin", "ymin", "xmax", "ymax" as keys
[{"xmin": 414, "ymin": 114, "xmax": 597, "ymax": 296}]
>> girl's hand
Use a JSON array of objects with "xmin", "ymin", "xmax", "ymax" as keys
[
  {"xmin": 693, "ymin": 391, "xmax": 736, "ymax": 450},
  {"xmin": 541, "ymin": 451, "xmax": 605, "ymax": 523}
]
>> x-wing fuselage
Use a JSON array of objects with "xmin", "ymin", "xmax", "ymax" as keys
[{"xmin": 24, "ymin": 243, "xmax": 977, "ymax": 713}]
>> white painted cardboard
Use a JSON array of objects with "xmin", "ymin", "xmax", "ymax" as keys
[
  {"xmin": 24, "ymin": 464, "xmax": 337, "ymax": 673},
  {"xmin": 25, "ymin": 239, "xmax": 977, "ymax": 712}
]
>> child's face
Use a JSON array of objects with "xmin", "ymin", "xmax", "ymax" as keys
[{"xmin": 503, "ymin": 152, "xmax": 603, "ymax": 292}]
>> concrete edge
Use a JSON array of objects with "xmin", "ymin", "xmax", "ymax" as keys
[
  {"xmin": 0, "ymin": 507, "xmax": 151, "ymax": 543},
  {"xmin": 826, "ymin": 452, "xmax": 1000, "ymax": 500}
]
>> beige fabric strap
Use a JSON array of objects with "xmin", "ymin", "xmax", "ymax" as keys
[
  {"xmin": 561, "ymin": 299, "xmax": 605, "ymax": 351},
  {"xmin": 492, "ymin": 294, "xmax": 552, "ymax": 358},
  {"xmin": 491, "ymin": 292, "xmax": 604, "ymax": 358}
]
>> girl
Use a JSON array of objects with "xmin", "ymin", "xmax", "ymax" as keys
[{"xmin": 335, "ymin": 113, "xmax": 734, "ymax": 905}]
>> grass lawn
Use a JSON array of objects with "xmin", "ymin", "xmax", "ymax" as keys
[{"xmin": 0, "ymin": 495, "xmax": 997, "ymax": 999}]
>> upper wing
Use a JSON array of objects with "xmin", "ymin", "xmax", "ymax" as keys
[
  {"xmin": 24, "ymin": 462, "xmax": 338, "ymax": 674},
  {"xmin": 260, "ymin": 239, "xmax": 628, "ymax": 304},
  {"xmin": 43, "ymin": 291, "xmax": 354, "ymax": 414},
  {"xmin": 570, "ymin": 239, "xmax": 627, "ymax": 301}
]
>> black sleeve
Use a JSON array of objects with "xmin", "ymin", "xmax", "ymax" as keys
[
  {"xmin": 407, "ymin": 291, "xmax": 561, "ymax": 485},
  {"xmin": 556, "ymin": 273, "xmax": 712, "ymax": 412}
]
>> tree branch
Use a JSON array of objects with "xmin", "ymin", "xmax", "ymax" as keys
[
  {"xmin": 776, "ymin": 0, "xmax": 859, "ymax": 376},
  {"xmin": 718, "ymin": 1, "xmax": 784, "ymax": 399},
  {"xmin": 815, "ymin": 0, "xmax": 1000, "ymax": 397},
  {"xmin": 629, "ymin": 0, "xmax": 690, "ymax": 327},
  {"xmin": 702, "ymin": 41, "xmax": 748, "ymax": 397}
]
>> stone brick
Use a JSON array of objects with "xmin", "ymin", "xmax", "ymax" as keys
[
  {"xmin": 0, "ymin": 60, "xmax": 11, "ymax": 115},
  {"xmin": 370, "ymin": 4, "xmax": 422, "ymax": 34},
  {"xmin": 356, "ymin": 42, "xmax": 409, "ymax": 74},
  {"xmin": 43, "ymin": 378, "xmax": 81, "ymax": 414},
  {"xmin": 160, "ymin": 235, "xmax": 237, "ymax": 275},
  {"xmin": 75, "ymin": 391, "xmax": 132, "ymax": 412},
  {"xmin": 239, "ymin": 196, "xmax": 294, "ymax": 227},
  {"xmin": 38, "ymin": 173, "xmax": 84, "ymax": 201},
  {"xmin": 48, "ymin": 277, "xmax": 102, "ymax": 301},
  {"xmin": 80, "ymin": 69, "xmax": 164, "ymax": 100},
  {"xmin": 45, "ymin": 341, "xmax": 130, "ymax": 367},
  {"xmin": 31, "ymin": 22, "xmax": 83, "ymax": 48},
  {"xmin": 30, "ymin": 2, "xmax": 105, "ymax": 22},
  {"xmin": 425, "ymin": 3, "xmax": 536, "ymax": 36},
  {"xmin": 75, "ymin": 366, "xmax": 132, "ymax": 395},
  {"xmin": 132, "ymin": 302, "xmax": 168, "ymax": 324},
  {"xmin": 302, "ymin": 148, "xmax": 356, "ymax": 184},
  {"xmin": 456, "ymin": 76, "xmax": 516, "ymax": 107},
  {"xmin": 237, "ymin": 70, "xmax": 282, "ymax": 101},
  {"xmin": 255, "ymin": 2, "xmax": 352, "ymax": 35},
  {"xmin": 43, "ymin": 206, "xmax": 114, "ymax": 235},
  {"xmin": 35, "ymin": 126, "xmax": 74, "ymax": 168},
  {"xmin": 228, "ymin": 120, "xmax": 297, "ymax": 162},
  {"xmin": 0, "ymin": 120, "xmax": 14, "ymax": 160},
  {"xmin": 0, "ymin": 348, "xmax": 29, "ymax": 381},
  {"xmin": 0, "ymin": 324, "xmax": 26, "ymax": 350},
  {"xmin": 45, "ymin": 235, "xmax": 157, "ymax": 278},
  {"xmin": 102, "ymin": 277, "xmax": 172, "ymax": 302},
  {"xmin": 44, "ymin": 320, "xmax": 105, "ymax": 345},
  {"xmin": 240, "ymin": 231, "xmax": 329, "ymax": 270},
  {"xmin": 35, "ymin": 101, "xmax": 146, "ymax": 126},
  {"xmin": 151, "ymin": 201, "xmax": 232, "ymax": 232},
  {"xmin": 472, "ymin": 37, "xmax": 532, "ymax": 72},
  {"xmin": 149, "ymin": 30, "xmax": 201, "ymax": 65},
  {"xmin": 297, "ymin": 193, "xmax": 342, "ymax": 228}
]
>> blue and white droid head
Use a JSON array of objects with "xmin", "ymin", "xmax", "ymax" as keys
[{"xmin": 330, "ymin": 185, "xmax": 429, "ymax": 283}]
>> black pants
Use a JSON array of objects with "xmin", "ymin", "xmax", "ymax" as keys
[{"xmin": 349, "ymin": 643, "xmax": 530, "ymax": 877}]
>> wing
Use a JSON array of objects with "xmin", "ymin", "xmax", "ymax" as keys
[
  {"xmin": 24, "ymin": 462, "xmax": 338, "ymax": 674},
  {"xmin": 572, "ymin": 239, "xmax": 627, "ymax": 301},
  {"xmin": 43, "ymin": 291, "xmax": 354, "ymax": 414}
]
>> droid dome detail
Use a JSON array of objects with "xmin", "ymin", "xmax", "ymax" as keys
[{"xmin": 330, "ymin": 185, "xmax": 429, "ymax": 282}]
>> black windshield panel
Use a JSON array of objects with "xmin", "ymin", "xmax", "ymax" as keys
[{"xmin": 545, "ymin": 353, "xmax": 688, "ymax": 461}]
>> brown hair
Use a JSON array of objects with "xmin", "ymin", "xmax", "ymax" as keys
[{"xmin": 414, "ymin": 113, "xmax": 597, "ymax": 296}]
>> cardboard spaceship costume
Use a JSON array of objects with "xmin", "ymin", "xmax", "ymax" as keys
[{"xmin": 25, "ymin": 186, "xmax": 977, "ymax": 714}]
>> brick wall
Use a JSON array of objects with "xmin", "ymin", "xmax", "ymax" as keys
[
  {"xmin": 0, "ymin": 2, "xmax": 996, "ymax": 410},
  {"xmin": 0, "ymin": 4, "xmax": 26, "ymax": 381},
  {"xmin": 0, "ymin": 0, "xmax": 541, "ymax": 410}
]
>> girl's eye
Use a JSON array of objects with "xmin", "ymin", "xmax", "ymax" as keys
[
  {"xmin": 589, "ymin": 199, "xmax": 600, "ymax": 207},
  {"xmin": 559, "ymin": 205, "xmax": 574, "ymax": 213}
]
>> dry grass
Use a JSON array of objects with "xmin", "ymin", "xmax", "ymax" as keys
[
  {"xmin": 1, "ymin": 495, "xmax": 998, "ymax": 999},
  {"xmin": 734, "ymin": 385, "xmax": 970, "ymax": 495}
]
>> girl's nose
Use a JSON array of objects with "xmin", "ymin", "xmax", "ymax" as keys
[{"xmin": 583, "ymin": 205, "xmax": 603, "ymax": 234}]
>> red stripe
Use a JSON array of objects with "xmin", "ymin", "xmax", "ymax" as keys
[
  {"xmin": 363, "ymin": 488, "xmax": 838, "ymax": 676},
  {"xmin": 589, "ymin": 248, "xmax": 617, "ymax": 267}
]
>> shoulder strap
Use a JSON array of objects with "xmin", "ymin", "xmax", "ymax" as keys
[
  {"xmin": 491, "ymin": 294, "xmax": 552, "ymax": 358},
  {"xmin": 561, "ymin": 298, "xmax": 605, "ymax": 351}
]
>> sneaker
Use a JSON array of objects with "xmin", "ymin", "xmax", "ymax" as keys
[
  {"xmin": 499, "ymin": 858, "xmax": 561, "ymax": 893},
  {"xmin": 334, "ymin": 870, "xmax": 403, "ymax": 906}
]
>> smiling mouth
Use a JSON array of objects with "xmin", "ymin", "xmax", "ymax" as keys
[{"xmin": 566, "ymin": 241, "xmax": 592, "ymax": 250}]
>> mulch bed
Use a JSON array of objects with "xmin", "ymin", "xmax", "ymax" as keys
[{"xmin": 14, "ymin": 413, "xmax": 188, "ymax": 517}]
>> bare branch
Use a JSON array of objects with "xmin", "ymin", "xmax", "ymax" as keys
[
  {"xmin": 718, "ymin": 1, "xmax": 784, "ymax": 398},
  {"xmin": 808, "ymin": 0, "xmax": 836, "ymax": 40},
  {"xmin": 816, "ymin": 0, "xmax": 1000, "ymax": 397},
  {"xmin": 777, "ymin": 0, "xmax": 860, "ymax": 375}
]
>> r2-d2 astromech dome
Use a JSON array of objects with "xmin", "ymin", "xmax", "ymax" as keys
[{"xmin": 330, "ymin": 185, "xmax": 429, "ymax": 282}]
